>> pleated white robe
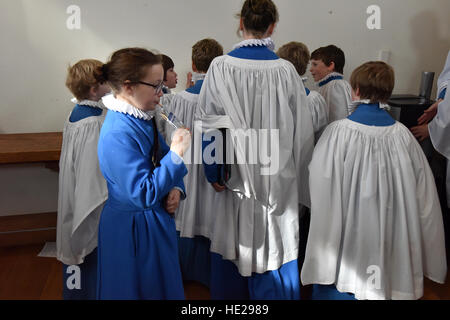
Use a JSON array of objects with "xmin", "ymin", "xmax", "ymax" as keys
[
  {"xmin": 167, "ymin": 90, "xmax": 233, "ymax": 239},
  {"xmin": 307, "ymin": 90, "xmax": 329, "ymax": 142},
  {"xmin": 57, "ymin": 113, "xmax": 108, "ymax": 265},
  {"xmin": 302, "ymin": 119, "xmax": 447, "ymax": 300},
  {"xmin": 196, "ymin": 55, "xmax": 315, "ymax": 276}
]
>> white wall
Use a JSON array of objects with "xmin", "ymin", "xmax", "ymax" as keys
[{"xmin": 0, "ymin": 0, "xmax": 449, "ymax": 216}]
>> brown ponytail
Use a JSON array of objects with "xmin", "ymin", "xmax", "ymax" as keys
[
  {"xmin": 238, "ymin": 0, "xmax": 279, "ymax": 38},
  {"xmin": 102, "ymin": 48, "xmax": 162, "ymax": 93}
]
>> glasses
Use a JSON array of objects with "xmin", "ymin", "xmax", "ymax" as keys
[{"xmin": 137, "ymin": 80, "xmax": 164, "ymax": 94}]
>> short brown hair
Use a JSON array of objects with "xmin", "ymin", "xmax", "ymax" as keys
[
  {"xmin": 101, "ymin": 48, "xmax": 162, "ymax": 93},
  {"xmin": 192, "ymin": 39, "xmax": 223, "ymax": 73},
  {"xmin": 311, "ymin": 45, "xmax": 345, "ymax": 74},
  {"xmin": 350, "ymin": 61, "xmax": 395, "ymax": 103},
  {"xmin": 238, "ymin": 0, "xmax": 279, "ymax": 38},
  {"xmin": 65, "ymin": 59, "xmax": 104, "ymax": 101},
  {"xmin": 277, "ymin": 42, "xmax": 310, "ymax": 76}
]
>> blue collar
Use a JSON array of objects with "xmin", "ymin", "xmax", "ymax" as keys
[
  {"xmin": 69, "ymin": 104, "xmax": 103, "ymax": 123},
  {"xmin": 305, "ymin": 87, "xmax": 310, "ymax": 96},
  {"xmin": 162, "ymin": 86, "xmax": 170, "ymax": 94},
  {"xmin": 347, "ymin": 103, "xmax": 395, "ymax": 126},
  {"xmin": 228, "ymin": 46, "xmax": 279, "ymax": 61},
  {"xmin": 318, "ymin": 75, "xmax": 343, "ymax": 87},
  {"xmin": 186, "ymin": 79, "xmax": 204, "ymax": 95}
]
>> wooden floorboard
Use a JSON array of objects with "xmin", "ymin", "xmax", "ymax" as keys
[{"xmin": 0, "ymin": 244, "xmax": 448, "ymax": 300}]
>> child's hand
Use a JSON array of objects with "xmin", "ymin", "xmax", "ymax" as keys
[
  {"xmin": 211, "ymin": 182, "xmax": 226, "ymax": 193},
  {"xmin": 417, "ymin": 100, "xmax": 440, "ymax": 125},
  {"xmin": 186, "ymin": 72, "xmax": 194, "ymax": 89},
  {"xmin": 165, "ymin": 189, "xmax": 181, "ymax": 214},
  {"xmin": 410, "ymin": 124, "xmax": 430, "ymax": 142},
  {"xmin": 170, "ymin": 128, "xmax": 191, "ymax": 157}
]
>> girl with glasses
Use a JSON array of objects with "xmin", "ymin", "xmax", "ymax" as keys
[{"xmin": 96, "ymin": 47, "xmax": 191, "ymax": 299}]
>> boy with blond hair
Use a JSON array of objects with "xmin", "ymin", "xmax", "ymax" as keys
[{"xmin": 57, "ymin": 59, "xmax": 109, "ymax": 299}]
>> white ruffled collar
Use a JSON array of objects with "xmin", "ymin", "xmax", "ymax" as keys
[
  {"xmin": 71, "ymin": 98, "xmax": 104, "ymax": 109},
  {"xmin": 102, "ymin": 94, "xmax": 155, "ymax": 120},
  {"xmin": 351, "ymin": 99, "xmax": 390, "ymax": 110},
  {"xmin": 232, "ymin": 37, "xmax": 275, "ymax": 51}
]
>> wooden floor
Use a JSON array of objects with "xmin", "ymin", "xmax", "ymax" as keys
[
  {"xmin": 0, "ymin": 244, "xmax": 210, "ymax": 300},
  {"xmin": 0, "ymin": 243, "xmax": 449, "ymax": 300}
]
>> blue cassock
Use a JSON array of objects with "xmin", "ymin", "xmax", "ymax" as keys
[{"xmin": 97, "ymin": 110, "xmax": 187, "ymax": 300}]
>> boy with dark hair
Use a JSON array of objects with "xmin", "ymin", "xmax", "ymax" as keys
[{"xmin": 310, "ymin": 45, "xmax": 352, "ymax": 122}]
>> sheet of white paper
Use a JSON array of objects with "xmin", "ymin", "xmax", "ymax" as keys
[{"xmin": 37, "ymin": 242, "xmax": 56, "ymax": 258}]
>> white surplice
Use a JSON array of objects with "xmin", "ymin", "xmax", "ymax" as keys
[
  {"xmin": 317, "ymin": 72, "xmax": 353, "ymax": 122},
  {"xmin": 167, "ymin": 90, "xmax": 234, "ymax": 239},
  {"xmin": 302, "ymin": 119, "xmax": 447, "ymax": 300},
  {"xmin": 307, "ymin": 90, "xmax": 329, "ymax": 142},
  {"xmin": 196, "ymin": 55, "xmax": 315, "ymax": 276},
  {"xmin": 57, "ymin": 107, "xmax": 108, "ymax": 265}
]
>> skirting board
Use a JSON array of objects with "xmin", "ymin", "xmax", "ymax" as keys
[{"xmin": 0, "ymin": 212, "xmax": 56, "ymax": 247}]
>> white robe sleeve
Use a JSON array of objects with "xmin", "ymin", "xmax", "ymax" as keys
[
  {"xmin": 307, "ymin": 90, "xmax": 329, "ymax": 142},
  {"xmin": 288, "ymin": 72, "xmax": 315, "ymax": 208}
]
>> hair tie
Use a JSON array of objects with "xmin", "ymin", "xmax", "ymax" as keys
[{"xmin": 101, "ymin": 64, "xmax": 109, "ymax": 81}]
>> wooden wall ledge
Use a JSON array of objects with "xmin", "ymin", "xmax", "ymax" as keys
[{"xmin": 0, "ymin": 132, "xmax": 62, "ymax": 165}]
